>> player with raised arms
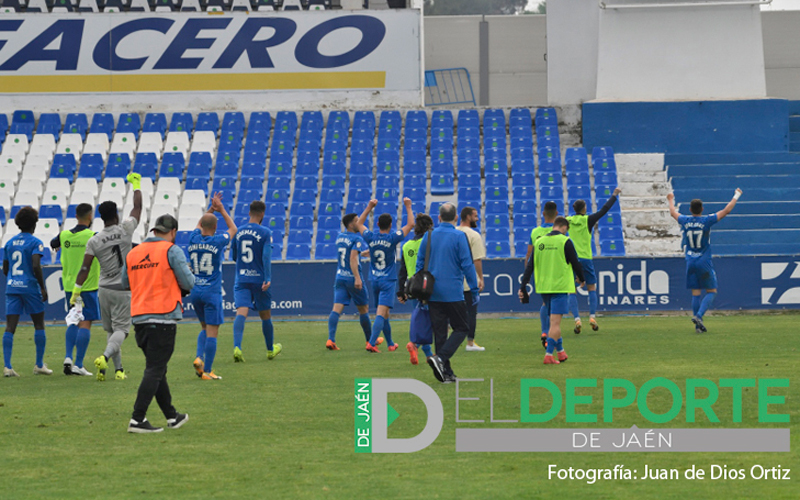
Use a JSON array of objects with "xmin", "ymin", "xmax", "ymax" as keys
[{"xmin": 668, "ymin": 188, "xmax": 742, "ymax": 333}]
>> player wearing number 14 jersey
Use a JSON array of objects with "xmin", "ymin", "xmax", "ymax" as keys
[
  {"xmin": 188, "ymin": 193, "xmax": 235, "ymax": 380},
  {"xmin": 668, "ymin": 188, "xmax": 742, "ymax": 333},
  {"xmin": 231, "ymin": 200, "xmax": 281, "ymax": 363},
  {"xmin": 73, "ymin": 172, "xmax": 143, "ymax": 381},
  {"xmin": 356, "ymin": 197, "xmax": 415, "ymax": 353}
]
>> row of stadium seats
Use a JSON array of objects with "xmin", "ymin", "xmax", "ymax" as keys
[
  {"xmin": 0, "ymin": 108, "xmax": 625, "ymax": 260},
  {"xmin": 0, "ymin": 0, "xmax": 332, "ymax": 13}
]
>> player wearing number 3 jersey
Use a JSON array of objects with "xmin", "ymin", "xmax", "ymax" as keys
[
  {"xmin": 231, "ymin": 200, "xmax": 281, "ymax": 363},
  {"xmin": 668, "ymin": 188, "xmax": 742, "ymax": 333},
  {"xmin": 188, "ymin": 192, "xmax": 235, "ymax": 380},
  {"xmin": 356, "ymin": 197, "xmax": 415, "ymax": 353},
  {"xmin": 73, "ymin": 172, "xmax": 143, "ymax": 381}
]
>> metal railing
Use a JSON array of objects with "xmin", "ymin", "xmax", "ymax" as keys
[{"xmin": 423, "ymin": 68, "xmax": 476, "ymax": 107}]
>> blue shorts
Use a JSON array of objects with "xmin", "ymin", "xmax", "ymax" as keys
[
  {"xmin": 66, "ymin": 290, "xmax": 100, "ymax": 322},
  {"xmin": 6, "ymin": 292, "xmax": 44, "ymax": 316},
  {"xmin": 576, "ymin": 258, "xmax": 597, "ymax": 286},
  {"xmin": 234, "ymin": 282, "xmax": 272, "ymax": 311},
  {"xmin": 189, "ymin": 288, "xmax": 224, "ymax": 326},
  {"xmin": 686, "ymin": 258, "xmax": 717, "ymax": 290},
  {"xmin": 541, "ymin": 293, "xmax": 569, "ymax": 316},
  {"xmin": 371, "ymin": 279, "xmax": 397, "ymax": 309},
  {"xmin": 333, "ymin": 279, "xmax": 369, "ymax": 307}
]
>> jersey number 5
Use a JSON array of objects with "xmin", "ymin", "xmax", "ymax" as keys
[{"xmin": 240, "ymin": 240, "xmax": 254, "ymax": 263}]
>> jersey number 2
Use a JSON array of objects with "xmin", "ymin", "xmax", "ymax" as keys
[{"xmin": 10, "ymin": 251, "xmax": 23, "ymax": 276}]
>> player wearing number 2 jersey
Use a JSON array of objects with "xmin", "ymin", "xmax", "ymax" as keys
[
  {"xmin": 668, "ymin": 188, "xmax": 742, "ymax": 333},
  {"xmin": 74, "ymin": 172, "xmax": 143, "ymax": 381},
  {"xmin": 326, "ymin": 213, "xmax": 373, "ymax": 351},
  {"xmin": 356, "ymin": 198, "xmax": 415, "ymax": 353},
  {"xmin": 188, "ymin": 193, "xmax": 235, "ymax": 381},
  {"xmin": 231, "ymin": 200, "xmax": 281, "ymax": 363}
]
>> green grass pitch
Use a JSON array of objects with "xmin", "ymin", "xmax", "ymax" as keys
[{"xmin": 0, "ymin": 313, "xmax": 797, "ymax": 499}]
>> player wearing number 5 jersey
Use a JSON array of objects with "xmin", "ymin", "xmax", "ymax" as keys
[
  {"xmin": 668, "ymin": 188, "xmax": 742, "ymax": 333},
  {"xmin": 189, "ymin": 193, "xmax": 235, "ymax": 380},
  {"xmin": 326, "ymin": 213, "xmax": 372, "ymax": 351},
  {"xmin": 231, "ymin": 200, "xmax": 281, "ymax": 363},
  {"xmin": 356, "ymin": 197, "xmax": 415, "ymax": 353},
  {"xmin": 74, "ymin": 173, "xmax": 143, "ymax": 381}
]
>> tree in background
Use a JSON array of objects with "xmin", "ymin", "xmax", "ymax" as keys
[{"xmin": 424, "ymin": 0, "xmax": 529, "ymax": 15}]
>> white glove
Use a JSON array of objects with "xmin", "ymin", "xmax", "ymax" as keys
[{"xmin": 66, "ymin": 304, "xmax": 84, "ymax": 326}]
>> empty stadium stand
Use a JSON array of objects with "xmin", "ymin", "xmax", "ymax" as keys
[
  {"xmin": 0, "ymin": 108, "xmax": 624, "ymax": 262},
  {"xmin": 0, "ymin": 0, "xmax": 405, "ymax": 12}
]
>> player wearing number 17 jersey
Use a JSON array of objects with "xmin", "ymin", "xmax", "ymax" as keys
[
  {"xmin": 356, "ymin": 197, "xmax": 415, "ymax": 353},
  {"xmin": 73, "ymin": 173, "xmax": 143, "ymax": 381},
  {"xmin": 189, "ymin": 193, "xmax": 235, "ymax": 381},
  {"xmin": 231, "ymin": 200, "xmax": 281, "ymax": 363},
  {"xmin": 668, "ymin": 188, "xmax": 742, "ymax": 333}
]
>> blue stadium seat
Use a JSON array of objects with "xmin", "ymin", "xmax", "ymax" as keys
[
  {"xmin": 511, "ymin": 158, "xmax": 534, "ymax": 176},
  {"xmin": 513, "ymin": 186, "xmax": 537, "ymax": 202},
  {"xmin": 457, "ymin": 109, "xmax": 479, "ymax": 129},
  {"xmin": 327, "ymin": 111, "xmax": 350, "ymax": 132},
  {"xmin": 375, "ymin": 175, "xmax": 398, "ymax": 191},
  {"xmin": 294, "ymin": 175, "xmax": 318, "ymax": 193},
  {"xmin": 404, "ymin": 187, "xmax": 426, "ymax": 205},
  {"xmin": 266, "ymin": 203, "xmax": 285, "ymax": 217},
  {"xmin": 515, "ymin": 213, "xmax": 537, "ymax": 231},
  {"xmin": 538, "ymin": 158, "xmax": 562, "ymax": 175},
  {"xmin": 430, "ymin": 174, "xmax": 454, "ymax": 196},
  {"xmin": 81, "ymin": 153, "xmax": 104, "ymax": 169},
  {"xmin": 175, "ymin": 230, "xmax": 191, "ymax": 248},
  {"xmin": 536, "ymin": 125, "xmax": 559, "ymax": 142},
  {"xmin": 510, "ymin": 108, "xmax": 532, "ymax": 126},
  {"xmin": 457, "ymin": 134, "xmax": 479, "ymax": 152},
  {"xmin": 290, "ymin": 202, "xmax": 315, "ymax": 218},
  {"xmin": 268, "ymin": 160, "xmax": 292, "ymax": 179},
  {"xmin": 485, "ymin": 200, "xmax": 507, "ymax": 215},
  {"xmin": 459, "ymin": 173, "xmax": 481, "ymax": 189},
  {"xmin": 564, "ymin": 147, "xmax": 587, "ymax": 163},
  {"xmin": 88, "ymin": 113, "xmax": 114, "ymax": 140},
  {"xmin": 264, "ymin": 216, "xmax": 284, "ymax": 235},
  {"xmin": 592, "ymin": 156, "xmax": 617, "ymax": 173},
  {"xmin": 404, "ymin": 174, "xmax": 426, "ymax": 190},
  {"xmin": 353, "ymin": 110, "xmax": 375, "ymax": 130},
  {"xmin": 293, "ymin": 189, "xmax": 316, "ymax": 204},
  {"xmin": 592, "ymin": 146, "xmax": 614, "ymax": 159},
  {"xmin": 538, "ymin": 146, "xmax": 560, "ymax": 163},
  {"xmin": 514, "ymin": 239, "xmax": 528, "ymax": 258},
  {"xmin": 406, "ymin": 110, "xmax": 427, "ymax": 128},
  {"xmin": 485, "ymin": 158, "xmax": 507, "ymax": 176},
  {"xmin": 514, "ymin": 199, "xmax": 537, "ymax": 217},
  {"xmin": 51, "ymin": 155, "xmax": 76, "ymax": 180},
  {"xmin": 404, "ymin": 159, "xmax": 426, "ymax": 176},
  {"xmin": 540, "ymin": 185, "xmax": 564, "ymax": 202},
  {"xmin": 266, "ymin": 189, "xmax": 289, "ymax": 207},
  {"xmin": 486, "ymin": 241, "xmax": 511, "ymax": 258},
  {"xmin": 375, "ymin": 202, "xmax": 397, "ymax": 218},
  {"xmin": 376, "ymin": 188, "xmax": 399, "ymax": 206},
  {"xmin": 567, "ymin": 171, "xmax": 590, "ymax": 187},
  {"xmin": 431, "ymin": 159, "xmax": 452, "ymax": 176},
  {"xmin": 322, "ymin": 175, "xmax": 345, "ymax": 191},
  {"xmin": 458, "ymin": 187, "xmax": 481, "ymax": 204},
  {"xmin": 249, "ymin": 111, "xmax": 271, "ymax": 132},
  {"xmin": 513, "ymin": 172, "xmax": 535, "ymax": 188},
  {"xmin": 599, "ymin": 225, "xmax": 624, "ymax": 241},
  {"xmin": 78, "ymin": 163, "xmax": 103, "ymax": 181},
  {"xmin": 319, "ymin": 188, "xmax": 342, "ymax": 203},
  {"xmin": 244, "ymin": 149, "xmax": 268, "ymax": 165},
  {"xmin": 39, "ymin": 205, "xmax": 63, "ymax": 225},
  {"xmin": 185, "ymin": 178, "xmax": 208, "ymax": 193},
  {"xmin": 318, "ymin": 216, "xmax": 340, "ymax": 231},
  {"xmin": 323, "ymin": 161, "xmax": 347, "ymax": 179},
  {"xmin": 458, "ymin": 148, "xmax": 480, "ymax": 162},
  {"xmin": 143, "ymin": 113, "xmax": 167, "ymax": 138},
  {"xmin": 11, "ymin": 110, "xmax": 34, "ymax": 140},
  {"xmin": 104, "ymin": 154, "xmax": 130, "ymax": 178},
  {"xmin": 377, "ymin": 159, "xmax": 401, "ymax": 178},
  {"xmin": 289, "ymin": 216, "xmax": 313, "ymax": 232},
  {"xmin": 117, "ymin": 113, "xmax": 141, "ymax": 135},
  {"xmin": 568, "ymin": 185, "xmax": 592, "ymax": 200},
  {"xmin": 222, "ymin": 111, "xmax": 246, "ymax": 134},
  {"xmin": 595, "ymin": 188, "xmax": 620, "ymax": 206},
  {"xmin": 169, "ymin": 112, "xmax": 193, "ymax": 134},
  {"xmin": 239, "ymin": 188, "xmax": 263, "ymax": 204},
  {"xmin": 600, "ymin": 239, "xmax": 625, "ymax": 256},
  {"xmin": 486, "ymin": 214, "xmax": 509, "ymax": 228},
  {"xmin": 213, "ymin": 176, "xmax": 237, "ymax": 194},
  {"xmin": 196, "ymin": 112, "xmax": 220, "ymax": 134},
  {"xmin": 275, "ymin": 111, "xmax": 298, "ymax": 131},
  {"xmin": 486, "ymin": 228, "xmax": 510, "ymax": 243},
  {"xmin": 539, "ymin": 172, "xmax": 561, "ymax": 188},
  {"xmin": 510, "ymin": 145, "xmax": 534, "ymax": 161},
  {"xmin": 315, "ymin": 243, "xmax": 337, "ymax": 260},
  {"xmin": 63, "ymin": 113, "xmax": 88, "ymax": 138},
  {"xmin": 565, "ymin": 158, "xmax": 589, "ymax": 175},
  {"xmin": 595, "ymin": 171, "xmax": 618, "ymax": 186},
  {"xmin": 535, "ymin": 108, "xmax": 557, "ymax": 126},
  {"xmin": 484, "ymin": 174, "xmax": 506, "ymax": 189},
  {"xmin": 431, "ymin": 148, "xmax": 453, "ymax": 164},
  {"xmin": 319, "ymin": 202, "xmax": 341, "ymax": 218},
  {"xmin": 239, "ymin": 179, "xmax": 263, "ymax": 197},
  {"xmin": 484, "ymin": 108, "xmax": 505, "ymax": 127},
  {"xmin": 286, "ymin": 244, "xmax": 311, "ymax": 261},
  {"xmin": 432, "ymin": 110, "xmax": 453, "ymax": 130},
  {"xmin": 295, "ymin": 160, "xmax": 320, "ymax": 177}
]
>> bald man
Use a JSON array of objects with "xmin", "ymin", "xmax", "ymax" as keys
[{"xmin": 188, "ymin": 193, "xmax": 236, "ymax": 380}]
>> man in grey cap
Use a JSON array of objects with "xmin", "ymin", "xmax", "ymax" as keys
[{"xmin": 122, "ymin": 214, "xmax": 195, "ymax": 433}]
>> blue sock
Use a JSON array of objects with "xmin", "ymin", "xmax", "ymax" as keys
[
  {"xmin": 65, "ymin": 324, "xmax": 78, "ymax": 360},
  {"xmin": 588, "ymin": 290, "xmax": 598, "ymax": 316},
  {"xmin": 359, "ymin": 313, "xmax": 372, "ymax": 342},
  {"xmin": 262, "ymin": 319, "xmax": 274, "ymax": 351},
  {"xmin": 328, "ymin": 311, "xmax": 340, "ymax": 342},
  {"xmin": 546, "ymin": 337, "xmax": 556, "ymax": 355},
  {"xmin": 556, "ymin": 337, "xmax": 564, "ymax": 352},
  {"xmin": 539, "ymin": 303, "xmax": 550, "ymax": 334},
  {"xmin": 420, "ymin": 344, "xmax": 433, "ymax": 357},
  {"xmin": 34, "ymin": 329, "xmax": 46, "ymax": 368},
  {"xmin": 204, "ymin": 337, "xmax": 217, "ymax": 373},
  {"xmin": 698, "ymin": 292, "xmax": 716, "ymax": 319},
  {"xmin": 233, "ymin": 315, "xmax": 246, "ymax": 350},
  {"xmin": 382, "ymin": 318, "xmax": 394, "ymax": 346},
  {"xmin": 692, "ymin": 295, "xmax": 701, "ymax": 316},
  {"xmin": 75, "ymin": 328, "xmax": 90, "ymax": 368},
  {"xmin": 3, "ymin": 332, "xmax": 13, "ymax": 369},
  {"xmin": 196, "ymin": 329, "xmax": 207, "ymax": 359},
  {"xmin": 369, "ymin": 316, "xmax": 384, "ymax": 346},
  {"xmin": 569, "ymin": 294, "xmax": 580, "ymax": 320}
]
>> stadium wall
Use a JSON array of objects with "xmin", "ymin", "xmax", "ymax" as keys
[
  {"xmin": 0, "ymin": 10, "xmax": 422, "ymax": 112},
  {"xmin": 17, "ymin": 255, "xmax": 800, "ymax": 321},
  {"xmin": 582, "ymin": 99, "xmax": 789, "ymax": 154}
]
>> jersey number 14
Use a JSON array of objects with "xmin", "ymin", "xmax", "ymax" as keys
[{"xmin": 190, "ymin": 252, "xmax": 213, "ymax": 275}]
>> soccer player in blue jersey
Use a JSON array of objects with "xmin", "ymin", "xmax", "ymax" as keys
[
  {"xmin": 326, "ymin": 213, "xmax": 373, "ymax": 351},
  {"xmin": 3, "ymin": 207, "xmax": 52, "ymax": 377},
  {"xmin": 231, "ymin": 200, "xmax": 281, "ymax": 362},
  {"xmin": 356, "ymin": 197, "xmax": 415, "ymax": 353},
  {"xmin": 668, "ymin": 188, "xmax": 742, "ymax": 333},
  {"xmin": 189, "ymin": 193, "xmax": 236, "ymax": 380}
]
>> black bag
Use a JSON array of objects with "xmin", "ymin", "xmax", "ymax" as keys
[{"xmin": 406, "ymin": 229, "xmax": 435, "ymax": 301}]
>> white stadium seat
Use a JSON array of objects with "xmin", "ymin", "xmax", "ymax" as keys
[
  {"xmin": 85, "ymin": 133, "xmax": 110, "ymax": 152},
  {"xmin": 181, "ymin": 189, "xmax": 207, "ymax": 208},
  {"xmin": 156, "ymin": 177, "xmax": 181, "ymax": 194},
  {"xmin": 62, "ymin": 218, "xmax": 78, "ymax": 231},
  {"xmin": 56, "ymin": 134, "xmax": 84, "ymax": 159},
  {"xmin": 101, "ymin": 177, "xmax": 127, "ymax": 196},
  {"xmin": 17, "ymin": 179, "xmax": 44, "ymax": 198},
  {"xmin": 42, "ymin": 190, "xmax": 68, "ymax": 210},
  {"xmin": 126, "ymin": 189, "xmax": 152, "ymax": 210},
  {"xmin": 0, "ymin": 192, "xmax": 11, "ymax": 212},
  {"xmin": 73, "ymin": 178, "xmax": 99, "ymax": 197},
  {"xmin": 0, "ymin": 180, "xmax": 16, "ymax": 199},
  {"xmin": 20, "ymin": 164, "xmax": 48, "ymax": 183},
  {"xmin": 14, "ymin": 191, "xmax": 40, "ymax": 207},
  {"xmin": 3, "ymin": 135, "xmax": 29, "ymax": 157},
  {"xmin": 27, "ymin": 145, "xmax": 54, "ymax": 162},
  {"xmin": 179, "ymin": 217, "xmax": 198, "ymax": 231},
  {"xmin": 70, "ymin": 190, "xmax": 96, "ymax": 206},
  {"xmin": 91, "ymin": 218, "xmax": 104, "ymax": 233},
  {"xmin": 30, "ymin": 134, "xmax": 56, "ymax": 153},
  {"xmin": 97, "ymin": 190, "xmax": 124, "ymax": 208},
  {"xmin": 37, "ymin": 218, "xmax": 61, "ymax": 238},
  {"xmin": 45, "ymin": 178, "xmax": 70, "ymax": 195},
  {"xmin": 153, "ymin": 190, "xmax": 180, "ymax": 209},
  {"xmin": 178, "ymin": 204, "xmax": 204, "ymax": 221},
  {"xmin": 0, "ymin": 166, "xmax": 18, "ymax": 186},
  {"xmin": 151, "ymin": 203, "xmax": 176, "ymax": 218},
  {"xmin": 0, "ymin": 154, "xmax": 24, "ymax": 173},
  {"xmin": 164, "ymin": 131, "xmax": 190, "ymax": 155}
]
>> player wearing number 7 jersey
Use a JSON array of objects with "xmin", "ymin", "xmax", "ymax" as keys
[
  {"xmin": 73, "ymin": 172, "xmax": 143, "ymax": 381},
  {"xmin": 356, "ymin": 197, "xmax": 415, "ymax": 353},
  {"xmin": 188, "ymin": 193, "xmax": 235, "ymax": 380},
  {"xmin": 668, "ymin": 188, "xmax": 742, "ymax": 333},
  {"xmin": 231, "ymin": 200, "xmax": 281, "ymax": 363}
]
